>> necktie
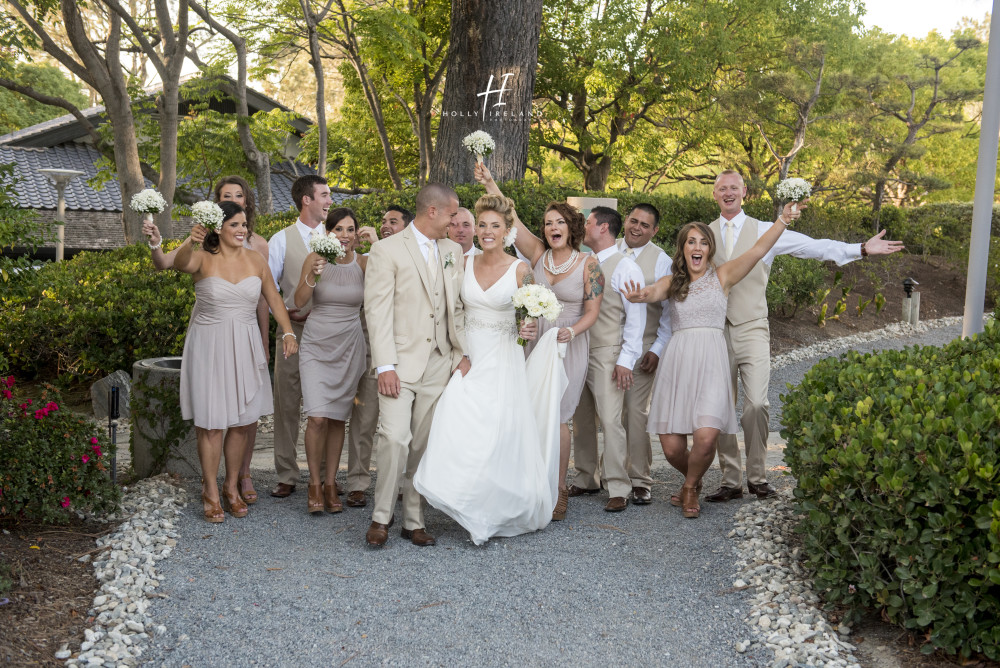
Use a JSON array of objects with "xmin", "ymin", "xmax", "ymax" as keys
[
  {"xmin": 623, "ymin": 246, "xmax": 634, "ymax": 258},
  {"xmin": 725, "ymin": 221, "xmax": 735, "ymax": 260},
  {"xmin": 424, "ymin": 240, "xmax": 437, "ymax": 282}
]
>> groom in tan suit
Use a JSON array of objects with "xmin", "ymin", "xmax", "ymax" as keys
[{"xmin": 363, "ymin": 184, "xmax": 469, "ymax": 547}]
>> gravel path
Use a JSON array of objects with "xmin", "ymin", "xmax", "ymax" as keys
[{"xmin": 132, "ymin": 314, "xmax": 987, "ymax": 667}]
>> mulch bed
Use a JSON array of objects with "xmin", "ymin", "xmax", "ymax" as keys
[{"xmin": 0, "ymin": 518, "xmax": 114, "ymax": 666}]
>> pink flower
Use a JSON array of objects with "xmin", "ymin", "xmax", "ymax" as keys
[
  {"xmin": 61, "ymin": 497, "xmax": 71, "ymax": 508},
  {"xmin": 26, "ymin": 398, "xmax": 31, "ymax": 405},
  {"xmin": 92, "ymin": 445, "xmax": 103, "ymax": 457},
  {"xmin": 90, "ymin": 437, "xmax": 99, "ymax": 445},
  {"xmin": 81, "ymin": 455, "xmax": 90, "ymax": 463},
  {"xmin": 45, "ymin": 402, "xmax": 58, "ymax": 411},
  {"xmin": 4, "ymin": 376, "xmax": 13, "ymax": 388},
  {"xmin": 1, "ymin": 390, "xmax": 10, "ymax": 400}
]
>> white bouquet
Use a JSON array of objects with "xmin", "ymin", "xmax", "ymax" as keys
[
  {"xmin": 130, "ymin": 188, "xmax": 167, "ymax": 216},
  {"xmin": 462, "ymin": 130, "xmax": 495, "ymax": 164},
  {"xmin": 191, "ymin": 200, "xmax": 224, "ymax": 232},
  {"xmin": 511, "ymin": 284, "xmax": 562, "ymax": 346},
  {"xmin": 308, "ymin": 232, "xmax": 345, "ymax": 282},
  {"xmin": 775, "ymin": 178, "xmax": 812, "ymax": 213}
]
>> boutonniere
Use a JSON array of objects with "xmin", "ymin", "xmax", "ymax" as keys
[{"xmin": 443, "ymin": 251, "xmax": 456, "ymax": 269}]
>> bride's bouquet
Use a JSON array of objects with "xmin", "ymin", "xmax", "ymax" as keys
[
  {"xmin": 512, "ymin": 284, "xmax": 562, "ymax": 346},
  {"xmin": 775, "ymin": 177, "xmax": 811, "ymax": 214},
  {"xmin": 191, "ymin": 200, "xmax": 224, "ymax": 232},
  {"xmin": 130, "ymin": 188, "xmax": 167, "ymax": 221},
  {"xmin": 308, "ymin": 231, "xmax": 345, "ymax": 282},
  {"xmin": 462, "ymin": 130, "xmax": 495, "ymax": 165}
]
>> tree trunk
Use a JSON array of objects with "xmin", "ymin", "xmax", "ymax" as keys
[
  {"xmin": 430, "ymin": 0, "xmax": 543, "ymax": 185},
  {"xmin": 300, "ymin": 0, "xmax": 327, "ymax": 177},
  {"xmin": 582, "ymin": 153, "xmax": 612, "ymax": 192}
]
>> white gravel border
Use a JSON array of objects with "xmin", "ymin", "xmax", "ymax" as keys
[
  {"xmin": 730, "ymin": 494, "xmax": 861, "ymax": 668},
  {"xmin": 58, "ymin": 474, "xmax": 188, "ymax": 666}
]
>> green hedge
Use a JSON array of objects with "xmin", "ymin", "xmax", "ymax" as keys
[
  {"xmin": 0, "ymin": 244, "xmax": 194, "ymax": 381},
  {"xmin": 780, "ymin": 319, "xmax": 1000, "ymax": 659}
]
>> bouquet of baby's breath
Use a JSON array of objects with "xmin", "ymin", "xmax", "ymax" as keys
[
  {"xmin": 512, "ymin": 284, "xmax": 562, "ymax": 346},
  {"xmin": 130, "ymin": 188, "xmax": 167, "ymax": 215},
  {"xmin": 191, "ymin": 200, "xmax": 224, "ymax": 232},
  {"xmin": 775, "ymin": 178, "xmax": 811, "ymax": 213},
  {"xmin": 308, "ymin": 232, "xmax": 345, "ymax": 282},
  {"xmin": 462, "ymin": 131, "xmax": 495, "ymax": 164}
]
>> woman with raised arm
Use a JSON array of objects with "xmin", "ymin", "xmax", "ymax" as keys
[
  {"xmin": 293, "ymin": 208, "xmax": 367, "ymax": 516},
  {"xmin": 474, "ymin": 164, "xmax": 602, "ymax": 522},
  {"xmin": 174, "ymin": 201, "xmax": 298, "ymax": 523},
  {"xmin": 143, "ymin": 176, "xmax": 269, "ymax": 506},
  {"xmin": 622, "ymin": 203, "xmax": 801, "ymax": 519},
  {"xmin": 413, "ymin": 194, "xmax": 566, "ymax": 545}
]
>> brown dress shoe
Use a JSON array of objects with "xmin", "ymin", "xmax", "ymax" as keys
[
  {"xmin": 747, "ymin": 481, "xmax": 778, "ymax": 499},
  {"xmin": 631, "ymin": 487, "xmax": 652, "ymax": 505},
  {"xmin": 366, "ymin": 521, "xmax": 389, "ymax": 546},
  {"xmin": 400, "ymin": 527, "xmax": 436, "ymax": 546},
  {"xmin": 270, "ymin": 483, "xmax": 296, "ymax": 498},
  {"xmin": 705, "ymin": 485, "xmax": 743, "ymax": 503},
  {"xmin": 345, "ymin": 491, "xmax": 367, "ymax": 508},
  {"xmin": 568, "ymin": 485, "xmax": 600, "ymax": 497},
  {"xmin": 604, "ymin": 496, "xmax": 628, "ymax": 512}
]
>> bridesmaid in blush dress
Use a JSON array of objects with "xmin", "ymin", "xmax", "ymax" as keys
[
  {"xmin": 175, "ymin": 201, "xmax": 298, "ymax": 523},
  {"xmin": 474, "ymin": 164, "xmax": 604, "ymax": 521},
  {"xmin": 293, "ymin": 208, "xmax": 368, "ymax": 515},
  {"xmin": 623, "ymin": 210, "xmax": 800, "ymax": 519}
]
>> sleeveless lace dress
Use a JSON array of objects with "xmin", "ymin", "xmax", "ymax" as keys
[{"xmin": 646, "ymin": 266, "xmax": 737, "ymax": 434}]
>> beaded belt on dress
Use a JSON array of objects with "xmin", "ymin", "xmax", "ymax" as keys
[
  {"xmin": 466, "ymin": 315, "xmax": 517, "ymax": 335},
  {"xmin": 672, "ymin": 326, "xmax": 723, "ymax": 334}
]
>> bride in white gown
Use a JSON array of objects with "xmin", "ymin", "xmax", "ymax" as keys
[{"xmin": 414, "ymin": 194, "xmax": 568, "ymax": 545}]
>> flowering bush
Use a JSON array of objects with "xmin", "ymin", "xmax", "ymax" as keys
[{"xmin": 0, "ymin": 377, "xmax": 120, "ymax": 522}]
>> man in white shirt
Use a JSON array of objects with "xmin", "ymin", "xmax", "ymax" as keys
[
  {"xmin": 616, "ymin": 204, "xmax": 672, "ymax": 505},
  {"xmin": 380, "ymin": 206, "xmax": 411, "ymax": 239},
  {"xmin": 571, "ymin": 206, "xmax": 646, "ymax": 512},
  {"xmin": 266, "ymin": 175, "xmax": 333, "ymax": 497},
  {"xmin": 706, "ymin": 169, "xmax": 904, "ymax": 503},
  {"xmin": 448, "ymin": 207, "xmax": 480, "ymax": 256}
]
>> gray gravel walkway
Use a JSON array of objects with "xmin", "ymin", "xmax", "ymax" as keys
[{"xmin": 139, "ymin": 316, "xmax": 983, "ymax": 667}]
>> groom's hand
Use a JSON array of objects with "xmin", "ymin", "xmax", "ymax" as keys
[
  {"xmin": 378, "ymin": 370, "xmax": 401, "ymax": 398},
  {"xmin": 455, "ymin": 357, "xmax": 471, "ymax": 377},
  {"xmin": 612, "ymin": 365, "xmax": 634, "ymax": 391}
]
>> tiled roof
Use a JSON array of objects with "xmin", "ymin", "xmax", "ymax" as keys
[
  {"xmin": 1, "ymin": 143, "xmax": 339, "ymax": 214},
  {"xmin": 0, "ymin": 106, "xmax": 107, "ymax": 147}
]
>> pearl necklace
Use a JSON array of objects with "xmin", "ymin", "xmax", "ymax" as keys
[{"xmin": 544, "ymin": 249, "xmax": 579, "ymax": 275}]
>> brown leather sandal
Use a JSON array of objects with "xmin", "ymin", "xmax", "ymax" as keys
[
  {"xmin": 239, "ymin": 474, "xmax": 258, "ymax": 505},
  {"xmin": 323, "ymin": 483, "xmax": 343, "ymax": 513},
  {"xmin": 307, "ymin": 483, "xmax": 324, "ymax": 514},
  {"xmin": 670, "ymin": 480, "xmax": 702, "ymax": 507},
  {"xmin": 202, "ymin": 493, "xmax": 224, "ymax": 523},
  {"xmin": 222, "ymin": 488, "xmax": 249, "ymax": 518},
  {"xmin": 681, "ymin": 486, "xmax": 700, "ymax": 519},
  {"xmin": 552, "ymin": 487, "xmax": 569, "ymax": 521}
]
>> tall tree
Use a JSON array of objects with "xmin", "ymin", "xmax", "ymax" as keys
[{"xmin": 430, "ymin": 0, "xmax": 543, "ymax": 185}]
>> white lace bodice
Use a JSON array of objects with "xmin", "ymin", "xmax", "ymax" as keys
[{"xmin": 668, "ymin": 266, "xmax": 727, "ymax": 331}]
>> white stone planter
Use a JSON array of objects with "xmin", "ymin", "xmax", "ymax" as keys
[{"xmin": 130, "ymin": 357, "xmax": 205, "ymax": 479}]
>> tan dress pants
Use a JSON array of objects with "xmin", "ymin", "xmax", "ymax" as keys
[
  {"xmin": 272, "ymin": 320, "xmax": 305, "ymax": 486},
  {"xmin": 622, "ymin": 360, "xmax": 656, "ymax": 490},
  {"xmin": 717, "ymin": 318, "xmax": 771, "ymax": 487},
  {"xmin": 371, "ymin": 350, "xmax": 451, "ymax": 529},
  {"xmin": 571, "ymin": 346, "xmax": 631, "ymax": 499},
  {"xmin": 346, "ymin": 370, "xmax": 379, "ymax": 493}
]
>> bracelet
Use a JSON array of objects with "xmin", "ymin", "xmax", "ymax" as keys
[
  {"xmin": 566, "ymin": 326, "xmax": 576, "ymax": 340},
  {"xmin": 304, "ymin": 276, "xmax": 317, "ymax": 288},
  {"xmin": 776, "ymin": 216, "xmax": 787, "ymax": 226},
  {"xmin": 282, "ymin": 332, "xmax": 296, "ymax": 340},
  {"xmin": 860, "ymin": 241, "xmax": 869, "ymax": 258},
  {"xmin": 148, "ymin": 240, "xmax": 162, "ymax": 250}
]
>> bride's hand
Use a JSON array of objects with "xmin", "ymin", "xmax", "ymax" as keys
[
  {"xmin": 622, "ymin": 279, "xmax": 649, "ymax": 303},
  {"xmin": 474, "ymin": 163, "xmax": 494, "ymax": 186},
  {"xmin": 518, "ymin": 318, "xmax": 537, "ymax": 342}
]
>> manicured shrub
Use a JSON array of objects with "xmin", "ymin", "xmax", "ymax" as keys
[
  {"xmin": 781, "ymin": 320, "xmax": 1000, "ymax": 659},
  {"xmin": 766, "ymin": 255, "xmax": 827, "ymax": 318},
  {"xmin": 0, "ymin": 377, "xmax": 120, "ymax": 522},
  {"xmin": 0, "ymin": 243, "xmax": 194, "ymax": 382}
]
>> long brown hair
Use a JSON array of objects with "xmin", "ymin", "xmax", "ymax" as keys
[
  {"xmin": 666, "ymin": 222, "xmax": 716, "ymax": 302},
  {"xmin": 213, "ymin": 176, "xmax": 257, "ymax": 235}
]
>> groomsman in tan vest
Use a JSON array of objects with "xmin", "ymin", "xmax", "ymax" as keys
[
  {"xmin": 571, "ymin": 206, "xmax": 646, "ymax": 512},
  {"xmin": 364, "ymin": 184, "xmax": 469, "ymax": 547},
  {"xmin": 706, "ymin": 170, "xmax": 904, "ymax": 502},
  {"xmin": 616, "ymin": 204, "xmax": 673, "ymax": 505},
  {"xmin": 267, "ymin": 175, "xmax": 333, "ymax": 497}
]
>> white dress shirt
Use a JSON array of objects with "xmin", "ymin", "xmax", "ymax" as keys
[
  {"xmin": 617, "ymin": 239, "xmax": 673, "ymax": 358},
  {"xmin": 719, "ymin": 210, "xmax": 863, "ymax": 267},
  {"xmin": 267, "ymin": 219, "xmax": 324, "ymax": 291},
  {"xmin": 594, "ymin": 246, "xmax": 646, "ymax": 369}
]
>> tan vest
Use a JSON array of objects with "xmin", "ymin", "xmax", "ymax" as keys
[
  {"xmin": 710, "ymin": 216, "xmax": 770, "ymax": 326},
  {"xmin": 429, "ymin": 256, "xmax": 449, "ymax": 354},
  {"xmin": 623, "ymin": 241, "xmax": 665, "ymax": 351},
  {"xmin": 590, "ymin": 252, "xmax": 626, "ymax": 350},
  {"xmin": 279, "ymin": 225, "xmax": 314, "ymax": 315}
]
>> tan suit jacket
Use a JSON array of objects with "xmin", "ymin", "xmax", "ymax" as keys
[{"xmin": 364, "ymin": 225, "xmax": 467, "ymax": 383}]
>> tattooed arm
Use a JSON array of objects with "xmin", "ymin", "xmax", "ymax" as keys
[{"xmin": 554, "ymin": 256, "xmax": 603, "ymax": 344}]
